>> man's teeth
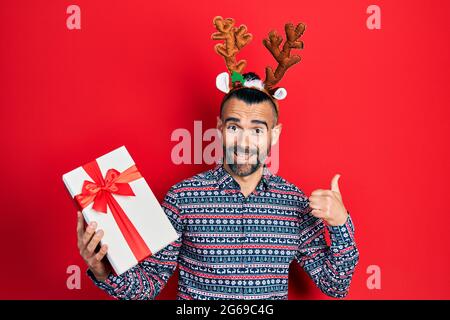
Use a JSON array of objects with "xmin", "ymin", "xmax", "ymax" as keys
[
  {"xmin": 235, "ymin": 152, "xmax": 250, "ymax": 156},
  {"xmin": 234, "ymin": 152, "xmax": 252, "ymax": 162}
]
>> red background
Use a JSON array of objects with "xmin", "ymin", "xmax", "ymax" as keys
[{"xmin": 1, "ymin": 0, "xmax": 449, "ymax": 299}]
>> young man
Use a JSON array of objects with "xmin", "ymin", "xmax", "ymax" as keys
[
  {"xmin": 76, "ymin": 71, "xmax": 359, "ymax": 299},
  {"xmin": 76, "ymin": 17, "xmax": 359, "ymax": 300}
]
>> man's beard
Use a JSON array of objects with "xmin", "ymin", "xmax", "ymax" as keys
[{"xmin": 224, "ymin": 144, "xmax": 271, "ymax": 177}]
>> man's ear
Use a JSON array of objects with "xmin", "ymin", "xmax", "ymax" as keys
[
  {"xmin": 271, "ymin": 123, "xmax": 283, "ymax": 146},
  {"xmin": 216, "ymin": 116, "xmax": 223, "ymax": 131}
]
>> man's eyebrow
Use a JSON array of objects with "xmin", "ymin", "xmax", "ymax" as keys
[
  {"xmin": 224, "ymin": 117, "xmax": 240, "ymax": 123},
  {"xmin": 251, "ymin": 120, "xmax": 268, "ymax": 129},
  {"xmin": 224, "ymin": 117, "xmax": 268, "ymax": 129}
]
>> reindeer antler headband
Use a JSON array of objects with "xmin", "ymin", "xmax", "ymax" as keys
[{"xmin": 212, "ymin": 16, "xmax": 306, "ymax": 105}]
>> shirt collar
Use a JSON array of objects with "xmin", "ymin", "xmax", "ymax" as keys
[{"xmin": 212, "ymin": 159, "xmax": 273, "ymax": 191}]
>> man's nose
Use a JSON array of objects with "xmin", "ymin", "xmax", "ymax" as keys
[{"xmin": 236, "ymin": 131, "xmax": 251, "ymax": 149}]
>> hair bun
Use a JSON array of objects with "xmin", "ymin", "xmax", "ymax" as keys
[{"xmin": 242, "ymin": 72, "xmax": 261, "ymax": 81}]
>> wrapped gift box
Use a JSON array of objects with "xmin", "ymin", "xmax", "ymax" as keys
[{"xmin": 62, "ymin": 145, "xmax": 179, "ymax": 275}]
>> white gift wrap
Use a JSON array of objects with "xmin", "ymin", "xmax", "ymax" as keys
[{"xmin": 62, "ymin": 145, "xmax": 179, "ymax": 275}]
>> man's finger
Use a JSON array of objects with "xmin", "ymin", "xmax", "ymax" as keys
[
  {"xmin": 94, "ymin": 244, "xmax": 108, "ymax": 262},
  {"xmin": 82, "ymin": 222, "xmax": 97, "ymax": 246},
  {"xmin": 86, "ymin": 229, "xmax": 104, "ymax": 255},
  {"xmin": 331, "ymin": 174, "xmax": 341, "ymax": 193},
  {"xmin": 308, "ymin": 195, "xmax": 324, "ymax": 203},
  {"xmin": 310, "ymin": 209, "xmax": 324, "ymax": 218},
  {"xmin": 77, "ymin": 211, "xmax": 84, "ymax": 240},
  {"xmin": 308, "ymin": 197, "xmax": 323, "ymax": 209},
  {"xmin": 310, "ymin": 189, "xmax": 332, "ymax": 197}
]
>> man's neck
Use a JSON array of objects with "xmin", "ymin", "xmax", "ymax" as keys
[{"xmin": 223, "ymin": 162, "xmax": 264, "ymax": 197}]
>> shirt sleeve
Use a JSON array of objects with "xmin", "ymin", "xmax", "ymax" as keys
[
  {"xmin": 86, "ymin": 186, "xmax": 184, "ymax": 300},
  {"xmin": 295, "ymin": 199, "xmax": 360, "ymax": 298}
]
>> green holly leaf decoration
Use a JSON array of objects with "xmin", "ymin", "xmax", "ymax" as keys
[{"xmin": 231, "ymin": 71, "xmax": 245, "ymax": 85}]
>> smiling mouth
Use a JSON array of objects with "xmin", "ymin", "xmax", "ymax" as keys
[{"xmin": 233, "ymin": 150, "xmax": 254, "ymax": 163}]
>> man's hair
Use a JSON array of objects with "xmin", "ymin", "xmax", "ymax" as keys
[{"xmin": 220, "ymin": 72, "xmax": 279, "ymax": 125}]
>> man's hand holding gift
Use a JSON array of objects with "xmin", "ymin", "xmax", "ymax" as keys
[{"xmin": 77, "ymin": 211, "xmax": 111, "ymax": 282}]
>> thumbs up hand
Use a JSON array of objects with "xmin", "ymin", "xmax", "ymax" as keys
[{"xmin": 308, "ymin": 174, "xmax": 349, "ymax": 226}]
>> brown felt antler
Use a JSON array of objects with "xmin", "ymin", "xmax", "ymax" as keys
[
  {"xmin": 211, "ymin": 16, "xmax": 253, "ymax": 74},
  {"xmin": 263, "ymin": 22, "xmax": 306, "ymax": 92}
]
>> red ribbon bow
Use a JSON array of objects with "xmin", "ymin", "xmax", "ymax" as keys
[{"xmin": 75, "ymin": 160, "xmax": 151, "ymax": 262}]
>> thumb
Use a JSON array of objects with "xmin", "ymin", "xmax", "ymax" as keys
[{"xmin": 331, "ymin": 174, "xmax": 341, "ymax": 193}]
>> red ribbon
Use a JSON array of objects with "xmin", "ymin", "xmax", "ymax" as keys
[{"xmin": 75, "ymin": 160, "xmax": 151, "ymax": 262}]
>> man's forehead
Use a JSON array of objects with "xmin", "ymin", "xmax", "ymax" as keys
[{"xmin": 222, "ymin": 98, "xmax": 275, "ymax": 122}]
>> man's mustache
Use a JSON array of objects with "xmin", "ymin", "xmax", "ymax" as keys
[
  {"xmin": 224, "ymin": 145, "xmax": 263, "ymax": 165},
  {"xmin": 227, "ymin": 146, "xmax": 259, "ymax": 156}
]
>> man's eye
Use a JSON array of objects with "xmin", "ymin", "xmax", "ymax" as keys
[
  {"xmin": 227, "ymin": 125, "xmax": 237, "ymax": 131},
  {"xmin": 254, "ymin": 128, "xmax": 264, "ymax": 134}
]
